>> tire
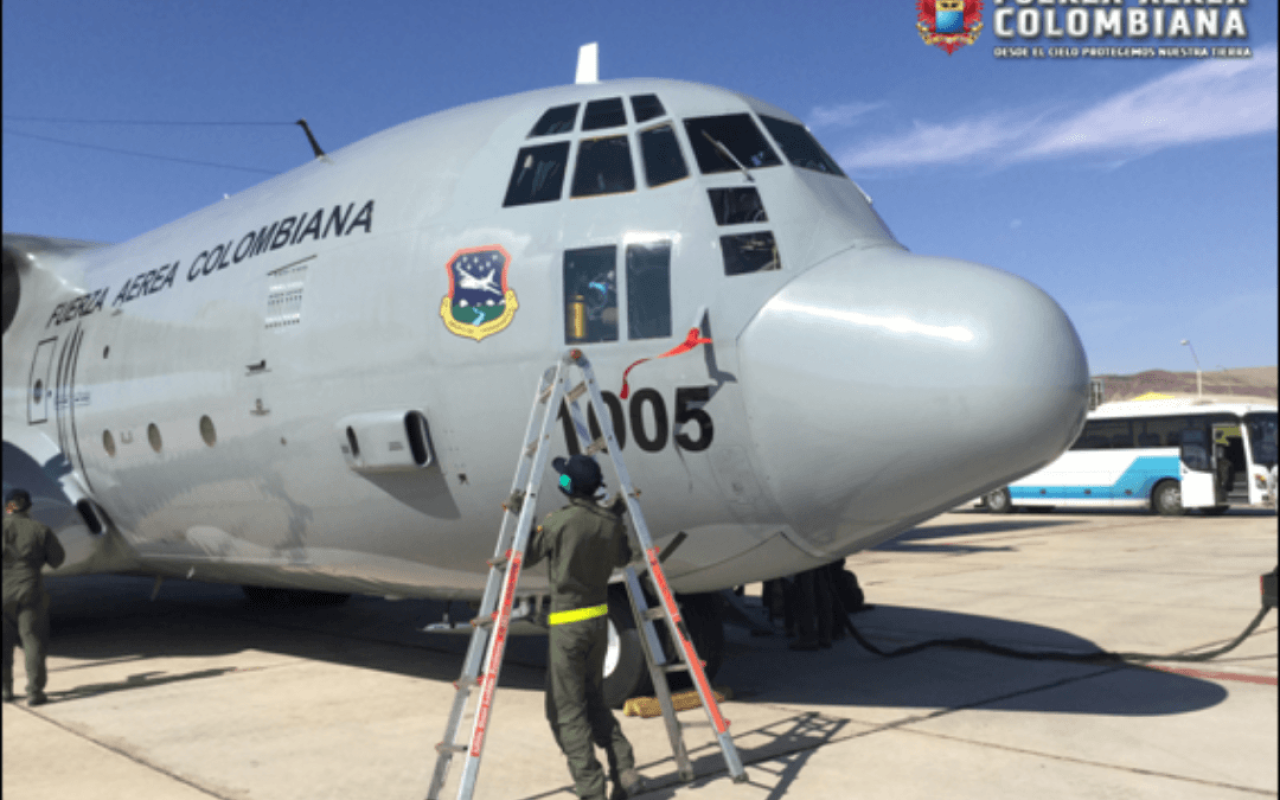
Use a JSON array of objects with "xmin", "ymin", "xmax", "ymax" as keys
[
  {"xmin": 1153, "ymin": 480, "xmax": 1185, "ymax": 516},
  {"xmin": 984, "ymin": 487, "xmax": 1013, "ymax": 514},
  {"xmin": 677, "ymin": 593, "xmax": 725, "ymax": 684},
  {"xmin": 602, "ymin": 586, "xmax": 649, "ymax": 709}
]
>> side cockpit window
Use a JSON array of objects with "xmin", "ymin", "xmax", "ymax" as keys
[
  {"xmin": 564, "ymin": 246, "xmax": 618, "ymax": 343},
  {"xmin": 760, "ymin": 116, "xmax": 845, "ymax": 176},
  {"xmin": 683, "ymin": 114, "xmax": 781, "ymax": 175},
  {"xmin": 626, "ymin": 241, "xmax": 672, "ymax": 340},
  {"xmin": 504, "ymin": 142, "xmax": 570, "ymax": 207},
  {"xmin": 582, "ymin": 98, "xmax": 627, "ymax": 131},
  {"xmin": 639, "ymin": 125, "xmax": 688, "ymax": 188},
  {"xmin": 529, "ymin": 104, "xmax": 579, "ymax": 137},
  {"xmin": 707, "ymin": 188, "xmax": 767, "ymax": 225},
  {"xmin": 571, "ymin": 136, "xmax": 636, "ymax": 198},
  {"xmin": 721, "ymin": 233, "xmax": 780, "ymax": 276}
]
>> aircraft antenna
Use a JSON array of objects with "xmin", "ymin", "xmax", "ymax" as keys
[
  {"xmin": 295, "ymin": 119, "xmax": 328, "ymax": 159},
  {"xmin": 575, "ymin": 42, "xmax": 599, "ymax": 84}
]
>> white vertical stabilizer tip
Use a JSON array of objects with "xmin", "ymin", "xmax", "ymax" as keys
[{"xmin": 575, "ymin": 42, "xmax": 599, "ymax": 84}]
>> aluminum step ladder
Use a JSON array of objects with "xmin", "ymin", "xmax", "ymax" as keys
[{"xmin": 426, "ymin": 348, "xmax": 745, "ymax": 799}]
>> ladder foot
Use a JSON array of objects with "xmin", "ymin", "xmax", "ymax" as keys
[{"xmin": 678, "ymin": 768, "xmax": 696, "ymax": 783}]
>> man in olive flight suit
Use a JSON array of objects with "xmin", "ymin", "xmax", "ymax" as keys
[
  {"xmin": 3, "ymin": 488, "xmax": 66, "ymax": 706},
  {"xmin": 525, "ymin": 455, "xmax": 645, "ymax": 800}
]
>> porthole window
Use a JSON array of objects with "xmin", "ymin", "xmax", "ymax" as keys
[
  {"xmin": 103, "ymin": 430, "xmax": 116, "ymax": 457},
  {"xmin": 200, "ymin": 415, "xmax": 217, "ymax": 447},
  {"xmin": 32, "ymin": 380, "xmax": 43, "ymax": 404},
  {"xmin": 148, "ymin": 423, "xmax": 163, "ymax": 453}
]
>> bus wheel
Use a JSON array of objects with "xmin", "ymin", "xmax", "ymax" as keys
[
  {"xmin": 1153, "ymin": 481, "xmax": 1185, "ymax": 516},
  {"xmin": 984, "ymin": 487, "xmax": 1013, "ymax": 514}
]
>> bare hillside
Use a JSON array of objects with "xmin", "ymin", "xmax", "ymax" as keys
[{"xmin": 1094, "ymin": 366, "xmax": 1277, "ymax": 404}]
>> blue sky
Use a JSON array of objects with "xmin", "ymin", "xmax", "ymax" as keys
[{"xmin": 3, "ymin": 1, "xmax": 1276, "ymax": 376}]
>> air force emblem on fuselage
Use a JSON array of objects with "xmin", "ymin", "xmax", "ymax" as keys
[{"xmin": 439, "ymin": 245, "xmax": 518, "ymax": 341}]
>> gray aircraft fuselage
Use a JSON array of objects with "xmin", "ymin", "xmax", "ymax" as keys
[{"xmin": 2, "ymin": 77, "xmax": 1089, "ymax": 600}]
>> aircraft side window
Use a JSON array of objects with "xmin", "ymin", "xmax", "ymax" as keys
[
  {"xmin": 504, "ymin": 142, "xmax": 570, "ymax": 207},
  {"xmin": 760, "ymin": 115, "xmax": 846, "ymax": 176},
  {"xmin": 582, "ymin": 98, "xmax": 627, "ymax": 131},
  {"xmin": 530, "ymin": 104, "xmax": 580, "ymax": 137},
  {"xmin": 571, "ymin": 136, "xmax": 636, "ymax": 198},
  {"xmin": 630, "ymin": 94, "xmax": 666, "ymax": 124},
  {"xmin": 638, "ymin": 125, "xmax": 688, "ymax": 188},
  {"xmin": 564, "ymin": 246, "xmax": 618, "ymax": 344},
  {"xmin": 707, "ymin": 188, "xmax": 768, "ymax": 225},
  {"xmin": 626, "ymin": 241, "xmax": 672, "ymax": 340},
  {"xmin": 683, "ymin": 114, "xmax": 781, "ymax": 175},
  {"xmin": 721, "ymin": 232, "xmax": 781, "ymax": 276}
]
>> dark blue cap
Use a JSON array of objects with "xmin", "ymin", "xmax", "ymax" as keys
[{"xmin": 552, "ymin": 454, "xmax": 604, "ymax": 497}]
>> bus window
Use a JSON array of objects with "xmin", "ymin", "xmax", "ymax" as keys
[{"xmin": 1246, "ymin": 412, "xmax": 1278, "ymax": 467}]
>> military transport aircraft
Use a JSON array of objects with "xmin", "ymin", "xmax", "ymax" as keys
[{"xmin": 2, "ymin": 47, "xmax": 1089, "ymax": 699}]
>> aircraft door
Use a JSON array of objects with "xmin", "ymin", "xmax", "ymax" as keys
[
  {"xmin": 1178, "ymin": 425, "xmax": 1216, "ymax": 509},
  {"xmin": 27, "ymin": 337, "xmax": 57, "ymax": 424}
]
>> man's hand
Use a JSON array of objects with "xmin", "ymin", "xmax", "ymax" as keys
[
  {"xmin": 605, "ymin": 492, "xmax": 629, "ymax": 516},
  {"xmin": 504, "ymin": 490, "xmax": 526, "ymax": 515}
]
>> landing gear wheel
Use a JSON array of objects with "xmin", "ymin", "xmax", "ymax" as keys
[
  {"xmin": 1153, "ymin": 480, "xmax": 1185, "ymax": 516},
  {"xmin": 984, "ymin": 487, "xmax": 1013, "ymax": 514},
  {"xmin": 603, "ymin": 586, "xmax": 649, "ymax": 709}
]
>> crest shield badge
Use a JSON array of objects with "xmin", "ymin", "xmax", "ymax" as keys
[
  {"xmin": 917, "ymin": 0, "xmax": 984, "ymax": 55},
  {"xmin": 439, "ymin": 245, "xmax": 518, "ymax": 341}
]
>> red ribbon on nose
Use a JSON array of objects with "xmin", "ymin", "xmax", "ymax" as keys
[{"xmin": 620, "ymin": 328, "xmax": 712, "ymax": 400}]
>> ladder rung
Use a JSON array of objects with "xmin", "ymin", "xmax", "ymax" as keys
[
  {"xmin": 537, "ymin": 384, "xmax": 555, "ymax": 404},
  {"xmin": 567, "ymin": 382, "xmax": 587, "ymax": 402},
  {"xmin": 471, "ymin": 615, "xmax": 495, "ymax": 629},
  {"xmin": 663, "ymin": 662, "xmax": 690, "ymax": 674},
  {"xmin": 487, "ymin": 556, "xmax": 508, "ymax": 570},
  {"xmin": 524, "ymin": 439, "xmax": 540, "ymax": 458},
  {"xmin": 641, "ymin": 607, "xmax": 665, "ymax": 621},
  {"xmin": 436, "ymin": 742, "xmax": 468, "ymax": 755},
  {"xmin": 583, "ymin": 437, "xmax": 608, "ymax": 456}
]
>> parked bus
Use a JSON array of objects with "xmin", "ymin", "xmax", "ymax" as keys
[{"xmin": 980, "ymin": 401, "xmax": 1277, "ymax": 515}]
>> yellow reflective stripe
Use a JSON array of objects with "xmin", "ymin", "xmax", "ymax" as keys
[{"xmin": 548, "ymin": 604, "xmax": 608, "ymax": 626}]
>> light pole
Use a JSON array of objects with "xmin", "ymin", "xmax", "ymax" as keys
[{"xmin": 1180, "ymin": 339, "xmax": 1202, "ymax": 399}]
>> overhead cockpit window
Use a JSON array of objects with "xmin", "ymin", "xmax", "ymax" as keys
[
  {"xmin": 683, "ymin": 114, "xmax": 781, "ymax": 175},
  {"xmin": 639, "ymin": 125, "xmax": 688, "ymax": 188},
  {"xmin": 503, "ymin": 142, "xmax": 570, "ymax": 207},
  {"xmin": 707, "ymin": 188, "xmax": 767, "ymax": 225},
  {"xmin": 582, "ymin": 98, "xmax": 627, "ymax": 131},
  {"xmin": 530, "ymin": 104, "xmax": 579, "ymax": 137},
  {"xmin": 571, "ymin": 136, "xmax": 636, "ymax": 198},
  {"xmin": 626, "ymin": 241, "xmax": 672, "ymax": 340},
  {"xmin": 721, "ymin": 232, "xmax": 780, "ymax": 276},
  {"xmin": 760, "ymin": 116, "xmax": 846, "ymax": 176},
  {"xmin": 564, "ymin": 246, "xmax": 618, "ymax": 343},
  {"xmin": 630, "ymin": 94, "xmax": 666, "ymax": 124}
]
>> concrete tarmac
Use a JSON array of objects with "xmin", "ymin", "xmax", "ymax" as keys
[{"xmin": 3, "ymin": 509, "xmax": 1276, "ymax": 799}]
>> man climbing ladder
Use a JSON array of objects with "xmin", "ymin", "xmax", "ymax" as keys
[
  {"xmin": 425, "ymin": 349, "xmax": 743, "ymax": 800},
  {"xmin": 527, "ymin": 454, "xmax": 644, "ymax": 800}
]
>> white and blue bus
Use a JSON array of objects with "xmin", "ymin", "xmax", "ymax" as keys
[{"xmin": 980, "ymin": 400, "xmax": 1277, "ymax": 515}]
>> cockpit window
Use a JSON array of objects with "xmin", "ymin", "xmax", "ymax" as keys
[
  {"xmin": 630, "ymin": 94, "xmax": 666, "ymax": 123},
  {"xmin": 571, "ymin": 136, "xmax": 636, "ymax": 198},
  {"xmin": 582, "ymin": 98, "xmax": 627, "ymax": 131},
  {"xmin": 721, "ymin": 232, "xmax": 780, "ymax": 276},
  {"xmin": 564, "ymin": 246, "xmax": 618, "ymax": 343},
  {"xmin": 707, "ymin": 188, "xmax": 768, "ymax": 225},
  {"xmin": 683, "ymin": 114, "xmax": 782, "ymax": 175},
  {"xmin": 503, "ymin": 142, "xmax": 570, "ymax": 207},
  {"xmin": 626, "ymin": 241, "xmax": 672, "ymax": 340},
  {"xmin": 760, "ymin": 116, "xmax": 845, "ymax": 176},
  {"xmin": 638, "ymin": 125, "xmax": 688, "ymax": 188},
  {"xmin": 530, "ymin": 104, "xmax": 579, "ymax": 137}
]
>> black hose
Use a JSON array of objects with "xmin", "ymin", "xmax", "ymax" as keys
[{"xmin": 835, "ymin": 592, "xmax": 1273, "ymax": 665}]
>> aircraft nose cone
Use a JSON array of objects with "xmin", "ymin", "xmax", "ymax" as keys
[{"xmin": 737, "ymin": 249, "xmax": 1089, "ymax": 553}]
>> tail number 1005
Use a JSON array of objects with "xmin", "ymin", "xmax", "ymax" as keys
[{"xmin": 557, "ymin": 386, "xmax": 714, "ymax": 454}]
